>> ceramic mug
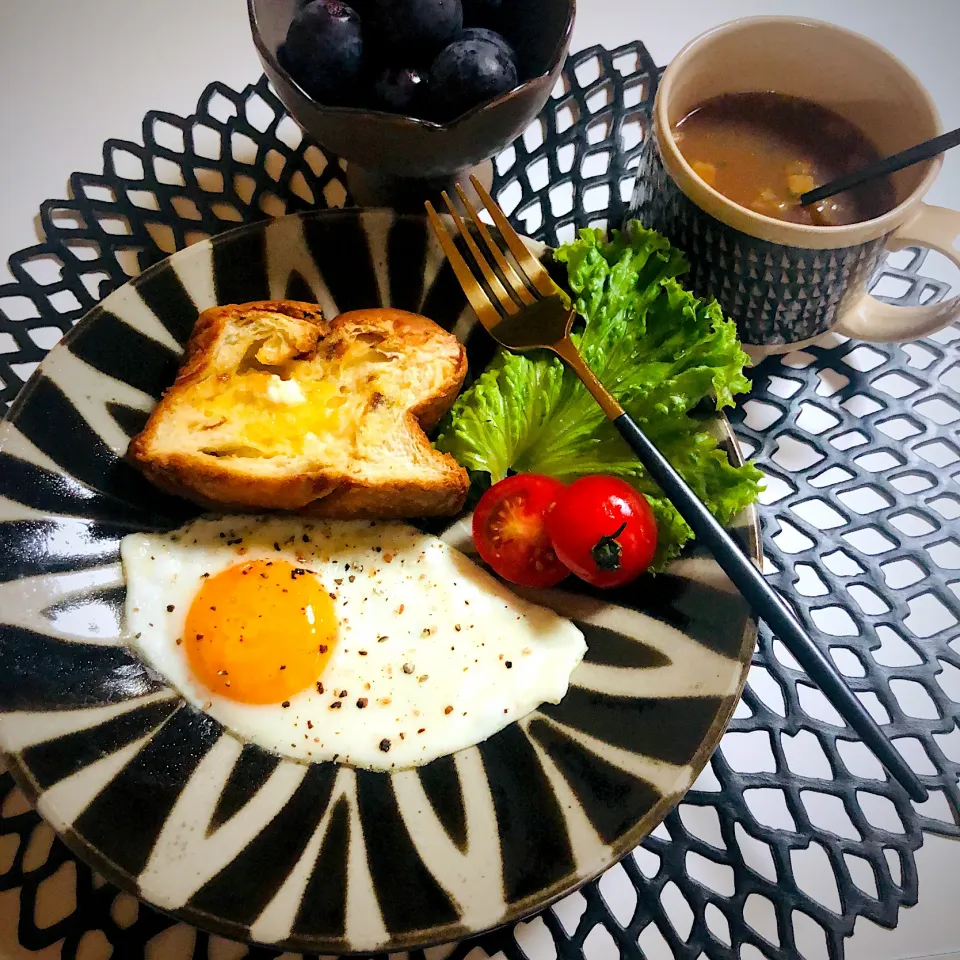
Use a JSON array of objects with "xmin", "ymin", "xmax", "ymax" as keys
[{"xmin": 628, "ymin": 16, "xmax": 960, "ymax": 351}]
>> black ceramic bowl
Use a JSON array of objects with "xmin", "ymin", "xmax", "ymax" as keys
[{"xmin": 248, "ymin": 0, "xmax": 575, "ymax": 205}]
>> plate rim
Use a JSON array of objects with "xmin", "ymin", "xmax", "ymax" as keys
[{"xmin": 0, "ymin": 207, "xmax": 760, "ymax": 953}]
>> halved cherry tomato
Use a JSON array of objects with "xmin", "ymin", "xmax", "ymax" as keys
[
  {"xmin": 472, "ymin": 474, "xmax": 569, "ymax": 588},
  {"xmin": 545, "ymin": 475, "xmax": 657, "ymax": 588}
]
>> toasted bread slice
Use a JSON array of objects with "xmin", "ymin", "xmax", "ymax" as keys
[{"xmin": 128, "ymin": 300, "xmax": 469, "ymax": 517}]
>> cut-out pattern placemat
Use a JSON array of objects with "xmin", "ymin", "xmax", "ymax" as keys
[{"xmin": 0, "ymin": 41, "xmax": 958, "ymax": 960}]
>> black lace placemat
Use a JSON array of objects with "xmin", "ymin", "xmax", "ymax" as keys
[{"xmin": 0, "ymin": 41, "xmax": 958, "ymax": 960}]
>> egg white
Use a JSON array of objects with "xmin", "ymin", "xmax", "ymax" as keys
[{"xmin": 122, "ymin": 516, "xmax": 586, "ymax": 770}]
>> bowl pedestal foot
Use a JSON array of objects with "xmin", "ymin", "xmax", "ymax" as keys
[{"xmin": 345, "ymin": 160, "xmax": 495, "ymax": 211}]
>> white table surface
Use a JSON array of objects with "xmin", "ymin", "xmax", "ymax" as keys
[{"xmin": 1, "ymin": 2, "xmax": 959, "ymax": 959}]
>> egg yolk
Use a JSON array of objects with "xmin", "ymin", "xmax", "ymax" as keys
[{"xmin": 183, "ymin": 559, "xmax": 337, "ymax": 705}]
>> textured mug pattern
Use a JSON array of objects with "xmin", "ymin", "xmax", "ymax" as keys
[{"xmin": 629, "ymin": 137, "xmax": 890, "ymax": 346}]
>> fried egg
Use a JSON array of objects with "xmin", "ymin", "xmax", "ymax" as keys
[{"xmin": 122, "ymin": 516, "xmax": 586, "ymax": 770}]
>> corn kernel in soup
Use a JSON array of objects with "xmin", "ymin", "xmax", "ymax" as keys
[{"xmin": 673, "ymin": 93, "xmax": 895, "ymax": 227}]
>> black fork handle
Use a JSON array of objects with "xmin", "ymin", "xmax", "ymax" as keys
[{"xmin": 613, "ymin": 413, "xmax": 928, "ymax": 803}]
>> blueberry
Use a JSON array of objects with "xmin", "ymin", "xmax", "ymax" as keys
[
  {"xmin": 429, "ymin": 38, "xmax": 518, "ymax": 121},
  {"xmin": 374, "ymin": 66, "xmax": 427, "ymax": 115},
  {"xmin": 459, "ymin": 27, "xmax": 515, "ymax": 64},
  {"xmin": 280, "ymin": 0, "xmax": 363, "ymax": 104},
  {"xmin": 368, "ymin": 0, "xmax": 463, "ymax": 57},
  {"xmin": 462, "ymin": 0, "xmax": 502, "ymax": 25}
]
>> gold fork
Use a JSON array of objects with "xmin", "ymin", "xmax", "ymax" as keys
[{"xmin": 424, "ymin": 175, "xmax": 927, "ymax": 804}]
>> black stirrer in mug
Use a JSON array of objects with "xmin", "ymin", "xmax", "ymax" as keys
[{"xmin": 800, "ymin": 126, "xmax": 960, "ymax": 207}]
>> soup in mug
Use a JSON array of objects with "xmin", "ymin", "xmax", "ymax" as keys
[{"xmin": 673, "ymin": 92, "xmax": 896, "ymax": 226}]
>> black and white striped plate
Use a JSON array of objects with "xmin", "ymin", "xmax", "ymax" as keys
[{"xmin": 0, "ymin": 210, "xmax": 758, "ymax": 954}]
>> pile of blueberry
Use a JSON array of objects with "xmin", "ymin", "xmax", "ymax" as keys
[{"xmin": 279, "ymin": 0, "xmax": 521, "ymax": 122}]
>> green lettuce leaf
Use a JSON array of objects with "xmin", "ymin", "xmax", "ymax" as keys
[{"xmin": 436, "ymin": 222, "xmax": 763, "ymax": 569}]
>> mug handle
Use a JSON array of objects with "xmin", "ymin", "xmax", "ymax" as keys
[{"xmin": 836, "ymin": 202, "xmax": 960, "ymax": 342}]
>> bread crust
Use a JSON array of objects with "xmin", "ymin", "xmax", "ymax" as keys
[{"xmin": 128, "ymin": 301, "xmax": 469, "ymax": 517}]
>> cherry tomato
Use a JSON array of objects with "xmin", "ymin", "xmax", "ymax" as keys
[
  {"xmin": 472, "ymin": 474, "xmax": 569, "ymax": 588},
  {"xmin": 545, "ymin": 476, "xmax": 658, "ymax": 588}
]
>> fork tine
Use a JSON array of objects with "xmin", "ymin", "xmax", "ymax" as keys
[
  {"xmin": 425, "ymin": 202, "xmax": 503, "ymax": 332},
  {"xmin": 454, "ymin": 184, "xmax": 536, "ymax": 308},
  {"xmin": 470, "ymin": 175, "xmax": 557, "ymax": 298},
  {"xmin": 441, "ymin": 191, "xmax": 519, "ymax": 317}
]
